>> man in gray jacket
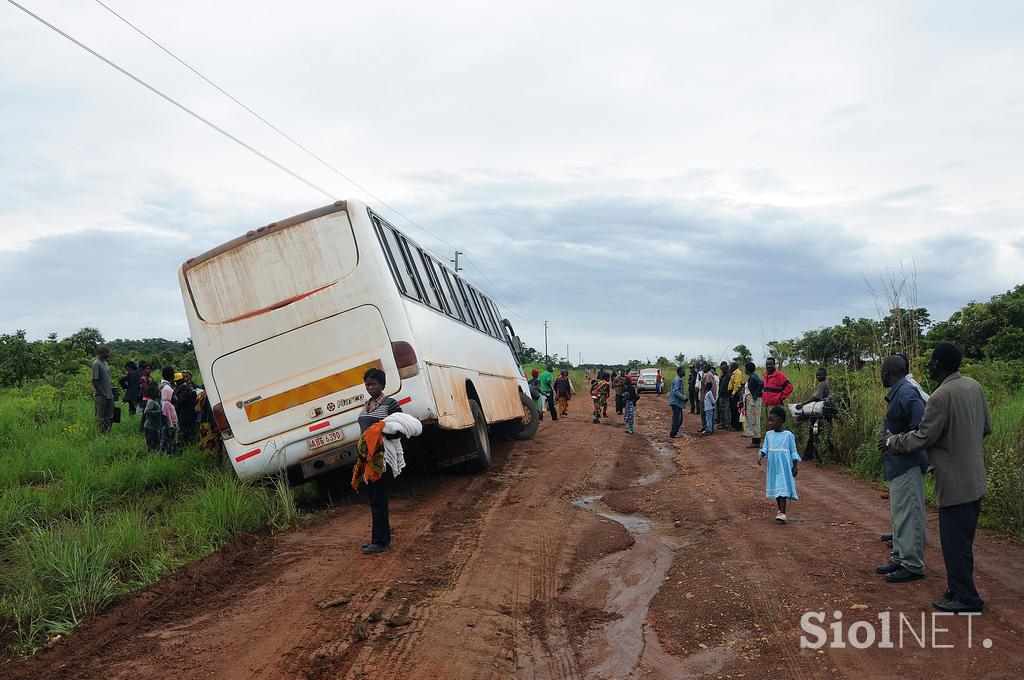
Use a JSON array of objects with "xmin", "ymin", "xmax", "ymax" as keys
[
  {"xmin": 92, "ymin": 345, "xmax": 114, "ymax": 433},
  {"xmin": 885, "ymin": 343, "xmax": 991, "ymax": 613}
]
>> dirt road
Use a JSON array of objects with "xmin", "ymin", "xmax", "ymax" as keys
[{"xmin": 7, "ymin": 395, "xmax": 1024, "ymax": 679}]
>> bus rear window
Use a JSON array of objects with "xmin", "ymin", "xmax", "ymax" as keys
[{"xmin": 185, "ymin": 211, "xmax": 357, "ymax": 323}]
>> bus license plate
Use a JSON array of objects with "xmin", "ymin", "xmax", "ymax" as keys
[{"xmin": 308, "ymin": 429, "xmax": 343, "ymax": 451}]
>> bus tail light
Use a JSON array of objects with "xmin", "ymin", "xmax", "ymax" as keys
[
  {"xmin": 212, "ymin": 402, "xmax": 234, "ymax": 439},
  {"xmin": 392, "ymin": 341, "xmax": 419, "ymax": 379}
]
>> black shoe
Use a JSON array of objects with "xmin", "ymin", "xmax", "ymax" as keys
[
  {"xmin": 885, "ymin": 567, "xmax": 925, "ymax": 583},
  {"xmin": 881, "ymin": 533, "xmax": 893, "ymax": 541},
  {"xmin": 932, "ymin": 599, "xmax": 983, "ymax": 614},
  {"xmin": 362, "ymin": 542, "xmax": 390, "ymax": 554},
  {"xmin": 875, "ymin": 561, "xmax": 901, "ymax": 574}
]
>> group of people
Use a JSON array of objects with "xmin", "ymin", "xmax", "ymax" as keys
[
  {"xmin": 664, "ymin": 343, "xmax": 992, "ymax": 614},
  {"xmin": 586, "ymin": 369, "xmax": 640, "ymax": 433},
  {"xmin": 91, "ymin": 346, "xmax": 220, "ymax": 455},
  {"xmin": 528, "ymin": 365, "xmax": 576, "ymax": 421}
]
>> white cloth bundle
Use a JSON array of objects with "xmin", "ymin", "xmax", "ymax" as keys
[{"xmin": 381, "ymin": 413, "xmax": 422, "ymax": 478}]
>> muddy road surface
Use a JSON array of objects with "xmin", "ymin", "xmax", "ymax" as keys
[{"xmin": 7, "ymin": 395, "xmax": 1024, "ymax": 679}]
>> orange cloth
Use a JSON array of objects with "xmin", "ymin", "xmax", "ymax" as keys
[{"xmin": 352, "ymin": 421, "xmax": 386, "ymax": 490}]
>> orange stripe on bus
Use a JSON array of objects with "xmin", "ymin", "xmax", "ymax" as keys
[{"xmin": 244, "ymin": 359, "xmax": 383, "ymax": 422}]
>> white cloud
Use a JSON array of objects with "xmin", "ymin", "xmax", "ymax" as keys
[{"xmin": 1, "ymin": 0, "xmax": 1023, "ymax": 361}]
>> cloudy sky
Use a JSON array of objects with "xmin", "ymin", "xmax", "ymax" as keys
[{"xmin": 2, "ymin": 0, "xmax": 1022, "ymax": 363}]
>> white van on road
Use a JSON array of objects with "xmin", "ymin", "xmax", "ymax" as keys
[{"xmin": 179, "ymin": 200, "xmax": 538, "ymax": 482}]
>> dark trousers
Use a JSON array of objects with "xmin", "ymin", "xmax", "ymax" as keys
[
  {"xmin": 615, "ymin": 394, "xmax": 624, "ymax": 414},
  {"xmin": 670, "ymin": 405, "xmax": 684, "ymax": 437},
  {"xmin": 688, "ymin": 388, "xmax": 698, "ymax": 413},
  {"xmin": 144, "ymin": 428, "xmax": 159, "ymax": 450},
  {"xmin": 543, "ymin": 392, "xmax": 558, "ymax": 420},
  {"xmin": 939, "ymin": 500, "xmax": 982, "ymax": 607},
  {"xmin": 805, "ymin": 420, "xmax": 819, "ymax": 460},
  {"xmin": 368, "ymin": 468, "xmax": 394, "ymax": 546},
  {"xmin": 730, "ymin": 398, "xmax": 740, "ymax": 430}
]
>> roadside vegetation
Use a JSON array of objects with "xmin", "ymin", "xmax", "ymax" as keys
[{"xmin": 0, "ymin": 358, "xmax": 311, "ymax": 659}]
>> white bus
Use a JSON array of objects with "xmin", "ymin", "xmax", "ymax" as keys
[{"xmin": 178, "ymin": 199, "xmax": 539, "ymax": 482}]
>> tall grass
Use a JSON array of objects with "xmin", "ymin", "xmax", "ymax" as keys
[
  {"xmin": 777, "ymin": 361, "xmax": 1024, "ymax": 537},
  {"xmin": 0, "ymin": 378, "xmax": 304, "ymax": 658}
]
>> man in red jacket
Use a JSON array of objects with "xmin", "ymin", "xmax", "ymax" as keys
[{"xmin": 763, "ymin": 357, "xmax": 793, "ymax": 407}]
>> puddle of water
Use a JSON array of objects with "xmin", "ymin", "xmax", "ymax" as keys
[{"xmin": 567, "ymin": 435, "xmax": 735, "ymax": 679}]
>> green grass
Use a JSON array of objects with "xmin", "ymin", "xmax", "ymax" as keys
[
  {"xmin": 774, "ymin": 362, "xmax": 1024, "ymax": 538},
  {"xmin": 0, "ymin": 377, "xmax": 305, "ymax": 659}
]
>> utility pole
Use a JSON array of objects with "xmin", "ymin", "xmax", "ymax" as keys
[
  {"xmin": 566, "ymin": 344, "xmax": 570, "ymax": 366},
  {"xmin": 450, "ymin": 251, "xmax": 463, "ymax": 272},
  {"xmin": 544, "ymin": 321, "xmax": 549, "ymax": 359}
]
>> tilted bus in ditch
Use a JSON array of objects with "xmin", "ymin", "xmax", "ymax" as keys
[{"xmin": 178, "ymin": 200, "xmax": 539, "ymax": 482}]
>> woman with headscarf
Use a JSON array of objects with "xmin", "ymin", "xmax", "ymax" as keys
[
  {"xmin": 554, "ymin": 369, "xmax": 573, "ymax": 417},
  {"xmin": 743, "ymin": 361, "xmax": 765, "ymax": 449}
]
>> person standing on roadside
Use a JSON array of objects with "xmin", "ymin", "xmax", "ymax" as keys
[
  {"xmin": 142, "ymin": 383, "xmax": 162, "ymax": 450},
  {"xmin": 884, "ymin": 343, "xmax": 992, "ymax": 613},
  {"xmin": 539, "ymin": 364, "xmax": 559, "ymax": 422},
  {"xmin": 874, "ymin": 355, "xmax": 929, "ymax": 584},
  {"xmin": 529, "ymin": 369, "xmax": 544, "ymax": 421},
  {"xmin": 718, "ymin": 362, "xmax": 733, "ymax": 433},
  {"xmin": 656, "ymin": 369, "xmax": 663, "ymax": 395},
  {"xmin": 728, "ymin": 361, "xmax": 745, "ymax": 430},
  {"xmin": 92, "ymin": 345, "xmax": 114, "ymax": 433},
  {"xmin": 688, "ymin": 365, "xmax": 699, "ymax": 415},
  {"xmin": 357, "ymin": 367, "xmax": 403, "ymax": 555},
  {"xmin": 794, "ymin": 367, "xmax": 832, "ymax": 460},
  {"xmin": 743, "ymin": 362, "xmax": 765, "ymax": 448},
  {"xmin": 762, "ymin": 357, "xmax": 793, "ymax": 411},
  {"xmin": 175, "ymin": 372, "xmax": 198, "ymax": 445},
  {"xmin": 591, "ymin": 371, "xmax": 611, "ymax": 424},
  {"xmin": 622, "ymin": 375, "xmax": 640, "ymax": 434},
  {"xmin": 702, "ymin": 376, "xmax": 716, "ymax": 435},
  {"xmin": 612, "ymin": 370, "xmax": 625, "ymax": 415},
  {"xmin": 554, "ymin": 370, "xmax": 573, "ymax": 417},
  {"xmin": 119, "ymin": 361, "xmax": 141, "ymax": 416},
  {"xmin": 668, "ymin": 366, "xmax": 687, "ymax": 438}
]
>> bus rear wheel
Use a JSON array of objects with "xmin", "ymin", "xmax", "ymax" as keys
[
  {"xmin": 512, "ymin": 390, "xmax": 539, "ymax": 440},
  {"xmin": 465, "ymin": 398, "xmax": 492, "ymax": 472}
]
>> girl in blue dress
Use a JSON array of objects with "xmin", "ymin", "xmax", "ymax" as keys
[{"xmin": 758, "ymin": 406, "xmax": 801, "ymax": 523}]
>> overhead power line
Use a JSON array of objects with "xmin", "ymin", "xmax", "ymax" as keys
[
  {"xmin": 6, "ymin": 0, "xmax": 335, "ymax": 201},
  {"xmin": 88, "ymin": 0, "xmax": 531, "ymax": 324}
]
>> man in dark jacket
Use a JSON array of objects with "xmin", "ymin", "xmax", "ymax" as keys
[
  {"xmin": 875, "ymin": 355, "xmax": 929, "ymax": 583},
  {"xmin": 885, "ymin": 343, "xmax": 991, "ymax": 613}
]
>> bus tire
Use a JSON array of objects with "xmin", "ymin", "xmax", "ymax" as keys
[
  {"xmin": 512, "ymin": 390, "xmax": 539, "ymax": 440},
  {"xmin": 465, "ymin": 398, "xmax": 492, "ymax": 472}
]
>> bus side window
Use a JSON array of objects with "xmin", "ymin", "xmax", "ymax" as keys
[
  {"xmin": 484, "ymin": 297, "xmax": 503, "ymax": 338},
  {"xmin": 468, "ymin": 287, "xmax": 495, "ymax": 337},
  {"xmin": 440, "ymin": 268, "xmax": 466, "ymax": 323},
  {"xmin": 405, "ymin": 242, "xmax": 441, "ymax": 311},
  {"xmin": 373, "ymin": 218, "xmax": 411, "ymax": 296},
  {"xmin": 394, "ymin": 234, "xmax": 430, "ymax": 305},
  {"xmin": 420, "ymin": 253, "xmax": 451, "ymax": 316},
  {"xmin": 455, "ymin": 277, "xmax": 480, "ymax": 329}
]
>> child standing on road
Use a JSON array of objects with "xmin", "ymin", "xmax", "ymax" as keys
[
  {"xmin": 758, "ymin": 406, "xmax": 800, "ymax": 523},
  {"xmin": 142, "ymin": 384, "xmax": 162, "ymax": 451},
  {"xmin": 529, "ymin": 369, "xmax": 544, "ymax": 421},
  {"xmin": 622, "ymin": 376, "xmax": 639, "ymax": 434},
  {"xmin": 702, "ymin": 382, "xmax": 716, "ymax": 434}
]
